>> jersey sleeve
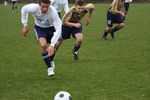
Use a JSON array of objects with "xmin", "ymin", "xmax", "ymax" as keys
[
  {"xmin": 21, "ymin": 4, "xmax": 37, "ymax": 26},
  {"xmin": 50, "ymin": 7, "xmax": 62, "ymax": 47},
  {"xmin": 85, "ymin": 3, "xmax": 95, "ymax": 11},
  {"xmin": 63, "ymin": 0, "xmax": 69, "ymax": 13}
]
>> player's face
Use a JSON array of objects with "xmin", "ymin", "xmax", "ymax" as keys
[
  {"xmin": 40, "ymin": 2, "xmax": 50, "ymax": 14},
  {"xmin": 76, "ymin": 5, "xmax": 84, "ymax": 14}
]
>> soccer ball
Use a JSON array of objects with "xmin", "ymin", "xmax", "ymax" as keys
[{"xmin": 54, "ymin": 91, "xmax": 72, "ymax": 100}]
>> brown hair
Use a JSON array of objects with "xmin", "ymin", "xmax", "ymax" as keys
[
  {"xmin": 75, "ymin": 0, "xmax": 85, "ymax": 6},
  {"xmin": 39, "ymin": 0, "xmax": 50, "ymax": 5}
]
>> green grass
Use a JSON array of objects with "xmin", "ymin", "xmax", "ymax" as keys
[{"xmin": 0, "ymin": 3, "xmax": 150, "ymax": 100}]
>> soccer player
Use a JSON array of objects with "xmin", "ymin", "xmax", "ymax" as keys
[
  {"xmin": 102, "ymin": 0, "xmax": 125, "ymax": 40},
  {"xmin": 51, "ymin": 0, "xmax": 69, "ymax": 18},
  {"xmin": 11, "ymin": 0, "xmax": 18, "ymax": 12},
  {"xmin": 21, "ymin": 0, "xmax": 62, "ymax": 76},
  {"xmin": 123, "ymin": 0, "xmax": 133, "ymax": 21},
  {"xmin": 55, "ymin": 0, "xmax": 94, "ymax": 60}
]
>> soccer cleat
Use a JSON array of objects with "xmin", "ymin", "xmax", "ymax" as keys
[
  {"xmin": 47, "ymin": 67, "xmax": 55, "ymax": 76},
  {"xmin": 51, "ymin": 61, "xmax": 55, "ymax": 70},
  {"xmin": 110, "ymin": 31, "xmax": 115, "ymax": 38},
  {"xmin": 102, "ymin": 36, "xmax": 107, "ymax": 40},
  {"xmin": 73, "ymin": 52, "xmax": 78, "ymax": 60}
]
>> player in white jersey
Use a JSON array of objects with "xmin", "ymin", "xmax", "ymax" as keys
[
  {"xmin": 51, "ymin": 0, "xmax": 69, "ymax": 18},
  {"xmin": 11, "ymin": 0, "xmax": 18, "ymax": 12},
  {"xmin": 21, "ymin": 0, "xmax": 62, "ymax": 76}
]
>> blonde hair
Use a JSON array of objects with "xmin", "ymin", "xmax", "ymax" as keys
[{"xmin": 110, "ymin": 0, "xmax": 124, "ymax": 11}]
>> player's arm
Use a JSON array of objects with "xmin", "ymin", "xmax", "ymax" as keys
[
  {"xmin": 50, "ymin": 0, "xmax": 54, "ymax": 5},
  {"xmin": 109, "ymin": 2, "xmax": 125, "ymax": 16},
  {"xmin": 21, "ymin": 4, "xmax": 37, "ymax": 36},
  {"xmin": 84, "ymin": 3, "xmax": 95, "ymax": 25},
  {"xmin": 110, "ymin": 8, "xmax": 125, "ymax": 16},
  {"xmin": 63, "ymin": 0, "xmax": 69, "ymax": 13},
  {"xmin": 47, "ymin": 8, "xmax": 62, "ymax": 56}
]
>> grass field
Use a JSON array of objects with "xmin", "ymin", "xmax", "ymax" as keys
[{"xmin": 0, "ymin": 3, "xmax": 150, "ymax": 100}]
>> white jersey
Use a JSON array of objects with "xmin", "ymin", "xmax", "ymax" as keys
[
  {"xmin": 125, "ymin": 0, "xmax": 133, "ymax": 3},
  {"xmin": 21, "ymin": 3, "xmax": 62, "ymax": 46},
  {"xmin": 51, "ymin": 0, "xmax": 69, "ymax": 13}
]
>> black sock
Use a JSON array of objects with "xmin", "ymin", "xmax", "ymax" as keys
[
  {"xmin": 42, "ymin": 52, "xmax": 52, "ymax": 68},
  {"xmin": 111, "ymin": 26, "xmax": 121, "ymax": 33},
  {"xmin": 73, "ymin": 45, "xmax": 80, "ymax": 52},
  {"xmin": 12, "ymin": 6, "xmax": 14, "ymax": 10},
  {"xmin": 103, "ymin": 30, "xmax": 109, "ymax": 37},
  {"xmin": 123, "ymin": 16, "xmax": 126, "ymax": 22},
  {"xmin": 51, "ymin": 53, "xmax": 55, "ymax": 61},
  {"xmin": 15, "ymin": 6, "xmax": 17, "ymax": 10}
]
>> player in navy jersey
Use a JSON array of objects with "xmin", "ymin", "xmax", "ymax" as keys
[
  {"xmin": 21, "ymin": 0, "xmax": 62, "ymax": 76},
  {"xmin": 55, "ymin": 0, "xmax": 94, "ymax": 60},
  {"xmin": 102, "ymin": 0, "xmax": 125, "ymax": 40}
]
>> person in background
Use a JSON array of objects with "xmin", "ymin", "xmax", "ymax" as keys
[
  {"xmin": 123, "ymin": 0, "xmax": 133, "ymax": 21},
  {"xmin": 21, "ymin": 0, "xmax": 62, "ymax": 76},
  {"xmin": 102, "ymin": 0, "xmax": 125, "ymax": 40},
  {"xmin": 55, "ymin": 0, "xmax": 94, "ymax": 60},
  {"xmin": 4, "ymin": 0, "xmax": 8, "ymax": 6},
  {"xmin": 11, "ymin": 0, "xmax": 18, "ymax": 12},
  {"xmin": 51, "ymin": 0, "xmax": 69, "ymax": 18}
]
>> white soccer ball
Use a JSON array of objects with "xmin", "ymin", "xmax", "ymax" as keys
[{"xmin": 54, "ymin": 91, "xmax": 72, "ymax": 100}]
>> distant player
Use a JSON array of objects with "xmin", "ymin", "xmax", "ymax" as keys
[
  {"xmin": 102, "ymin": 0, "xmax": 125, "ymax": 40},
  {"xmin": 4, "ymin": 0, "xmax": 8, "ymax": 6},
  {"xmin": 11, "ymin": 0, "xmax": 18, "ymax": 12},
  {"xmin": 123, "ymin": 0, "xmax": 133, "ymax": 21},
  {"xmin": 21, "ymin": 0, "xmax": 62, "ymax": 76},
  {"xmin": 55, "ymin": 0, "xmax": 94, "ymax": 60},
  {"xmin": 51, "ymin": 0, "xmax": 69, "ymax": 18}
]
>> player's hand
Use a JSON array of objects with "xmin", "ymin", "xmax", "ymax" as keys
[
  {"xmin": 22, "ymin": 26, "xmax": 29, "ymax": 37},
  {"xmin": 85, "ymin": 18, "xmax": 91, "ymax": 25},
  {"xmin": 74, "ymin": 23, "xmax": 81, "ymax": 28},
  {"xmin": 47, "ymin": 45, "xmax": 55, "ymax": 56},
  {"xmin": 121, "ymin": 12, "xmax": 125, "ymax": 17}
]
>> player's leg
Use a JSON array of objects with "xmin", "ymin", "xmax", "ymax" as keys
[
  {"xmin": 12, "ymin": 2, "xmax": 15, "ymax": 12},
  {"xmin": 123, "ymin": 3, "xmax": 130, "ymax": 21},
  {"xmin": 102, "ymin": 11, "xmax": 113, "ymax": 40},
  {"xmin": 111, "ymin": 23, "xmax": 125, "ymax": 33},
  {"xmin": 102, "ymin": 26, "xmax": 112, "ymax": 40},
  {"xmin": 39, "ymin": 38, "xmax": 54, "ymax": 76},
  {"xmin": 14, "ymin": 2, "xmax": 17, "ymax": 11},
  {"xmin": 110, "ymin": 14, "xmax": 125, "ymax": 38},
  {"xmin": 72, "ymin": 33, "xmax": 83, "ymax": 60},
  {"xmin": 55, "ymin": 40, "xmax": 64, "ymax": 52}
]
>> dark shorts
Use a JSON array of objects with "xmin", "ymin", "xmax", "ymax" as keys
[
  {"xmin": 124, "ymin": 3, "xmax": 130, "ymax": 12},
  {"xmin": 11, "ymin": 1, "xmax": 17, "ymax": 5},
  {"xmin": 61, "ymin": 25, "xmax": 82, "ymax": 40},
  {"xmin": 34, "ymin": 25, "xmax": 56, "ymax": 43},
  {"xmin": 107, "ymin": 11, "xmax": 124, "ymax": 27}
]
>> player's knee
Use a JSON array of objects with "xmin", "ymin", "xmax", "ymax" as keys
[
  {"xmin": 119, "ymin": 23, "xmax": 125, "ymax": 28},
  {"xmin": 41, "ymin": 44, "xmax": 47, "ymax": 50},
  {"xmin": 77, "ymin": 38, "xmax": 83, "ymax": 44}
]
